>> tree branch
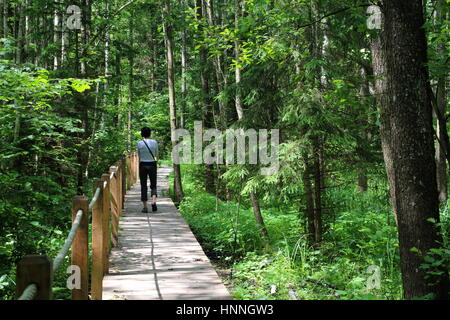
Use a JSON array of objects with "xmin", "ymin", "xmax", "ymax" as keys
[
  {"xmin": 428, "ymin": 84, "xmax": 450, "ymax": 166},
  {"xmin": 296, "ymin": 4, "xmax": 372, "ymax": 29},
  {"xmin": 90, "ymin": 0, "xmax": 142, "ymax": 47}
]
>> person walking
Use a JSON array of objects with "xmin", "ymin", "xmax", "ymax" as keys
[{"xmin": 137, "ymin": 127, "xmax": 158, "ymax": 213}]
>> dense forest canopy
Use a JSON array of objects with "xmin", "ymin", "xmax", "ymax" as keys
[{"xmin": 0, "ymin": 0, "xmax": 449, "ymax": 300}]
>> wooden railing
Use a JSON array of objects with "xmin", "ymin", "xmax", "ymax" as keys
[{"xmin": 15, "ymin": 152, "xmax": 139, "ymax": 300}]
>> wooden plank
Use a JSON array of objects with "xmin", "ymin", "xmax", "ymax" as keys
[{"xmin": 71, "ymin": 196, "xmax": 89, "ymax": 300}]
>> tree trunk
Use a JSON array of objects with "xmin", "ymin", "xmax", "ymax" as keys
[
  {"xmin": 114, "ymin": 53, "xmax": 122, "ymax": 127},
  {"xmin": 180, "ymin": 0, "xmax": 188, "ymax": 129},
  {"xmin": 303, "ymin": 159, "xmax": 315, "ymax": 243},
  {"xmin": 234, "ymin": 0, "xmax": 244, "ymax": 120},
  {"xmin": 76, "ymin": 0, "xmax": 92, "ymax": 194},
  {"xmin": 313, "ymin": 137, "xmax": 322, "ymax": 244},
  {"xmin": 197, "ymin": 0, "xmax": 216, "ymax": 195},
  {"xmin": 148, "ymin": 24, "xmax": 156, "ymax": 92},
  {"xmin": 434, "ymin": 1, "xmax": 448, "ymax": 203},
  {"xmin": 205, "ymin": 0, "xmax": 227, "ymax": 127},
  {"xmin": 435, "ymin": 76, "xmax": 447, "ymax": 203},
  {"xmin": 61, "ymin": 7, "xmax": 66, "ymax": 65},
  {"xmin": 232, "ymin": 0, "xmax": 268, "ymax": 246},
  {"xmin": 24, "ymin": 0, "xmax": 30, "ymax": 63},
  {"xmin": 101, "ymin": 0, "xmax": 110, "ymax": 130},
  {"xmin": 2, "ymin": 0, "xmax": 8, "ymax": 38},
  {"xmin": 250, "ymin": 191, "xmax": 270, "ymax": 245},
  {"xmin": 128, "ymin": 13, "xmax": 134, "ymax": 152},
  {"xmin": 162, "ymin": 0, "xmax": 184, "ymax": 202},
  {"xmin": 15, "ymin": 2, "xmax": 23, "ymax": 64},
  {"xmin": 152, "ymin": 25, "xmax": 158, "ymax": 91},
  {"xmin": 380, "ymin": 0, "xmax": 449, "ymax": 299},
  {"xmin": 307, "ymin": 1, "xmax": 324, "ymax": 245},
  {"xmin": 371, "ymin": 28, "xmax": 396, "ymax": 225},
  {"xmin": 53, "ymin": 6, "xmax": 60, "ymax": 70},
  {"xmin": 357, "ymin": 66, "xmax": 371, "ymax": 192}
]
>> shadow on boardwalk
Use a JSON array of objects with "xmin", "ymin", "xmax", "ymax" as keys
[{"xmin": 103, "ymin": 165, "xmax": 232, "ymax": 300}]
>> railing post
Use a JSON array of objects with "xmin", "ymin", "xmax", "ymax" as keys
[
  {"xmin": 137, "ymin": 152, "xmax": 139, "ymax": 182},
  {"xmin": 135, "ymin": 152, "xmax": 138, "ymax": 183},
  {"xmin": 128, "ymin": 154, "xmax": 133, "ymax": 190},
  {"xmin": 121, "ymin": 159, "xmax": 126, "ymax": 209},
  {"xmin": 126, "ymin": 155, "xmax": 130, "ymax": 190},
  {"xmin": 118, "ymin": 164, "xmax": 123, "ymax": 217},
  {"xmin": 124, "ymin": 157, "xmax": 128, "ymax": 191},
  {"xmin": 109, "ymin": 166, "xmax": 119, "ymax": 247},
  {"xmin": 134, "ymin": 153, "xmax": 136, "ymax": 182},
  {"xmin": 101, "ymin": 174, "xmax": 111, "ymax": 275},
  {"xmin": 91, "ymin": 179, "xmax": 104, "ymax": 300},
  {"xmin": 133, "ymin": 153, "xmax": 136, "ymax": 185},
  {"xmin": 71, "ymin": 196, "xmax": 89, "ymax": 300},
  {"xmin": 16, "ymin": 255, "xmax": 52, "ymax": 300},
  {"xmin": 129, "ymin": 154, "xmax": 133, "ymax": 186},
  {"xmin": 117, "ymin": 162, "xmax": 121, "ymax": 209},
  {"xmin": 115, "ymin": 162, "xmax": 120, "ymax": 218},
  {"xmin": 131, "ymin": 153, "xmax": 135, "ymax": 184}
]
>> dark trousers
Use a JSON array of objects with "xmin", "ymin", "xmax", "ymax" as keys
[{"xmin": 139, "ymin": 162, "xmax": 157, "ymax": 201}]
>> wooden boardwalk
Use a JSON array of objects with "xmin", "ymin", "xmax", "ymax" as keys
[{"xmin": 102, "ymin": 165, "xmax": 232, "ymax": 300}]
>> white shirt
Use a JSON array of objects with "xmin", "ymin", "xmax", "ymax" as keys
[{"xmin": 137, "ymin": 139, "xmax": 158, "ymax": 162}]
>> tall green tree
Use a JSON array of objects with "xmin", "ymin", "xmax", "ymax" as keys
[{"xmin": 377, "ymin": 0, "xmax": 449, "ymax": 299}]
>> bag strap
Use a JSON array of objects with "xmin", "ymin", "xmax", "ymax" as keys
[{"xmin": 142, "ymin": 139, "xmax": 157, "ymax": 161}]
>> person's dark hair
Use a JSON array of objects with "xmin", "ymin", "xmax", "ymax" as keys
[{"xmin": 141, "ymin": 127, "xmax": 151, "ymax": 138}]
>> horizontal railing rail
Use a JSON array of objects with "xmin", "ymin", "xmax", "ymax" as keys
[{"xmin": 15, "ymin": 152, "xmax": 139, "ymax": 300}]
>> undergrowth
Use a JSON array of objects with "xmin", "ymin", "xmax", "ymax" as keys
[{"xmin": 174, "ymin": 164, "xmax": 409, "ymax": 300}]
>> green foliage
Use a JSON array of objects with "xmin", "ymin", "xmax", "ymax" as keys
[
  {"xmin": 0, "ymin": 171, "xmax": 75, "ymax": 299},
  {"xmin": 179, "ymin": 182, "xmax": 262, "ymax": 259},
  {"xmin": 419, "ymin": 203, "xmax": 450, "ymax": 292},
  {"xmin": 178, "ymin": 164, "xmax": 404, "ymax": 300},
  {"xmin": 0, "ymin": 42, "xmax": 126, "ymax": 300}
]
